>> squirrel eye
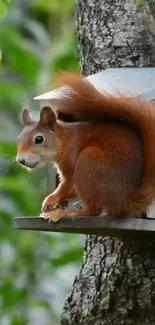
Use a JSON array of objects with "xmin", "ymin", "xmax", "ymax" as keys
[{"xmin": 35, "ymin": 135, "xmax": 44, "ymax": 145}]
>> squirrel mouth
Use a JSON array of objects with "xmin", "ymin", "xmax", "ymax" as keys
[{"xmin": 26, "ymin": 162, "xmax": 39, "ymax": 170}]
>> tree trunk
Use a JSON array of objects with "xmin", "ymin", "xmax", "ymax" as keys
[{"xmin": 61, "ymin": 1, "xmax": 155, "ymax": 324}]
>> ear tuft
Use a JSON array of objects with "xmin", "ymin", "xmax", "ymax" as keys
[
  {"xmin": 22, "ymin": 108, "xmax": 32, "ymax": 125},
  {"xmin": 40, "ymin": 106, "xmax": 56, "ymax": 131}
]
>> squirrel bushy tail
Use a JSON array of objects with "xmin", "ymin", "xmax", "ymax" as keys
[{"xmin": 53, "ymin": 73, "xmax": 155, "ymax": 215}]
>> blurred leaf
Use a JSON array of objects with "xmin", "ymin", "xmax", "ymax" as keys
[
  {"xmin": 33, "ymin": 0, "xmax": 74, "ymax": 16},
  {"xmin": 0, "ymin": 1, "xmax": 81, "ymax": 324},
  {"xmin": 52, "ymin": 39, "xmax": 78, "ymax": 72},
  {"xmin": 0, "ymin": 48, "xmax": 2, "ymax": 62},
  {"xmin": 0, "ymin": 0, "xmax": 7, "ymax": 17},
  {"xmin": 51, "ymin": 247, "xmax": 83, "ymax": 267},
  {"xmin": 0, "ymin": 26, "xmax": 41, "ymax": 85},
  {"xmin": 2, "ymin": 0, "xmax": 11, "ymax": 5}
]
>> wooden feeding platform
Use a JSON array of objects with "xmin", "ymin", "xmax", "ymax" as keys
[
  {"xmin": 13, "ymin": 216, "xmax": 155, "ymax": 238},
  {"xmin": 14, "ymin": 68, "xmax": 155, "ymax": 237}
]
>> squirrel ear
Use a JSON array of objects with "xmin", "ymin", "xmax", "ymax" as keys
[
  {"xmin": 40, "ymin": 106, "xmax": 56, "ymax": 130},
  {"xmin": 22, "ymin": 108, "xmax": 32, "ymax": 125}
]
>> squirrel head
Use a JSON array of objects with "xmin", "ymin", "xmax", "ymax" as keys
[{"xmin": 16, "ymin": 106, "xmax": 58, "ymax": 171}]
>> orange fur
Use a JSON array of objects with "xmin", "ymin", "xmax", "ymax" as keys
[
  {"xmin": 17, "ymin": 73, "xmax": 155, "ymax": 221},
  {"xmin": 49, "ymin": 73, "xmax": 155, "ymax": 217}
]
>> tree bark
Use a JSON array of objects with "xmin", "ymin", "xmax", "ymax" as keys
[{"xmin": 61, "ymin": 1, "xmax": 155, "ymax": 324}]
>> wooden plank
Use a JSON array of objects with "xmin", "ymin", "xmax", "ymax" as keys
[{"xmin": 13, "ymin": 216, "xmax": 155, "ymax": 237}]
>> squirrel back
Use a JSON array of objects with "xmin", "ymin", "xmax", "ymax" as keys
[{"xmin": 50, "ymin": 73, "xmax": 155, "ymax": 215}]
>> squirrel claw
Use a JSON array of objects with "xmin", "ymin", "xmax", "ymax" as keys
[
  {"xmin": 42, "ymin": 196, "xmax": 69, "ymax": 213},
  {"xmin": 41, "ymin": 195, "xmax": 56, "ymax": 213},
  {"xmin": 40, "ymin": 209, "xmax": 63, "ymax": 223}
]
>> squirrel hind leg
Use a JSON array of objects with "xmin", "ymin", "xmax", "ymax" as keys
[
  {"xmin": 73, "ymin": 147, "xmax": 109, "ymax": 216},
  {"xmin": 73, "ymin": 146, "xmax": 142, "ymax": 218}
]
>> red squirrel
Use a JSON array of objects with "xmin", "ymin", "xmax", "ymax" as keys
[{"xmin": 16, "ymin": 73, "xmax": 155, "ymax": 222}]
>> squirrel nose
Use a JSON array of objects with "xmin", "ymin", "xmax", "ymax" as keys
[{"xmin": 18, "ymin": 158, "xmax": 26, "ymax": 166}]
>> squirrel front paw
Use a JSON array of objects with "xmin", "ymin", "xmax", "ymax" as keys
[
  {"xmin": 42, "ymin": 195, "xmax": 57, "ymax": 213},
  {"xmin": 42, "ymin": 195, "xmax": 68, "ymax": 213}
]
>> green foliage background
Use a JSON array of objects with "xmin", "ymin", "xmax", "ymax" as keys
[{"xmin": 0, "ymin": 1, "xmax": 83, "ymax": 324}]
